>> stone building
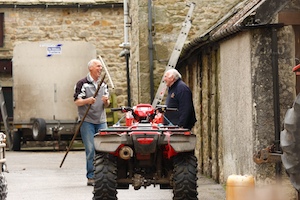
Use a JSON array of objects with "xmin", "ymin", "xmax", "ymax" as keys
[
  {"xmin": 128, "ymin": 0, "xmax": 300, "ymax": 199},
  {"xmin": 176, "ymin": 0, "xmax": 299, "ymax": 199},
  {"xmin": 1, "ymin": 0, "xmax": 300, "ymax": 199},
  {"xmin": 0, "ymin": 0, "xmax": 126, "ymax": 112}
]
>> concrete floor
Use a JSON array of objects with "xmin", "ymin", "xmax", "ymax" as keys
[{"xmin": 4, "ymin": 149, "xmax": 226, "ymax": 200}]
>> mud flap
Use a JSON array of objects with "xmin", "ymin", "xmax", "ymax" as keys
[
  {"xmin": 165, "ymin": 133, "xmax": 196, "ymax": 152},
  {"xmin": 94, "ymin": 133, "xmax": 130, "ymax": 152}
]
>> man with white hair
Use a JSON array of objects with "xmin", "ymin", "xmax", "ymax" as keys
[
  {"xmin": 73, "ymin": 59, "xmax": 110, "ymax": 186},
  {"xmin": 163, "ymin": 68, "xmax": 197, "ymax": 129}
]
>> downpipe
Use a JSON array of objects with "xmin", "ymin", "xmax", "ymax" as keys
[
  {"xmin": 271, "ymin": 27, "xmax": 281, "ymax": 178},
  {"xmin": 148, "ymin": 0, "xmax": 154, "ymax": 102},
  {"xmin": 119, "ymin": 0, "xmax": 131, "ymax": 106}
]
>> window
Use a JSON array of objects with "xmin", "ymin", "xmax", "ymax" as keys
[{"xmin": 0, "ymin": 59, "xmax": 12, "ymax": 75}]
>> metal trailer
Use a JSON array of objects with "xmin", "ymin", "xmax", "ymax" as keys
[{"xmin": 11, "ymin": 41, "xmax": 96, "ymax": 151}]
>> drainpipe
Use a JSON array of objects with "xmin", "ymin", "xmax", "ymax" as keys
[
  {"xmin": 148, "ymin": 0, "xmax": 154, "ymax": 102},
  {"xmin": 125, "ymin": 52, "xmax": 131, "ymax": 107},
  {"xmin": 119, "ymin": 0, "xmax": 131, "ymax": 106},
  {"xmin": 271, "ymin": 27, "xmax": 281, "ymax": 178}
]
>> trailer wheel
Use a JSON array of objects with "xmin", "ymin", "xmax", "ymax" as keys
[
  {"xmin": 0, "ymin": 172, "xmax": 7, "ymax": 200},
  {"xmin": 172, "ymin": 152, "xmax": 198, "ymax": 200},
  {"xmin": 32, "ymin": 118, "xmax": 46, "ymax": 141},
  {"xmin": 12, "ymin": 131, "xmax": 21, "ymax": 151},
  {"xmin": 281, "ymin": 94, "xmax": 300, "ymax": 191},
  {"xmin": 93, "ymin": 152, "xmax": 117, "ymax": 200}
]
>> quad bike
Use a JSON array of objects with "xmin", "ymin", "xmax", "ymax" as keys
[{"xmin": 93, "ymin": 103, "xmax": 198, "ymax": 200}]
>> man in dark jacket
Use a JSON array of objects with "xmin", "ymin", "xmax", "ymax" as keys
[{"xmin": 163, "ymin": 68, "xmax": 197, "ymax": 129}]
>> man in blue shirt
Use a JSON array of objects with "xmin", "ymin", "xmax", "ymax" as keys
[{"xmin": 163, "ymin": 68, "xmax": 197, "ymax": 129}]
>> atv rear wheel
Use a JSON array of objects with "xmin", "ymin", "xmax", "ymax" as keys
[
  {"xmin": 173, "ymin": 152, "xmax": 198, "ymax": 200},
  {"xmin": 93, "ymin": 152, "xmax": 117, "ymax": 200}
]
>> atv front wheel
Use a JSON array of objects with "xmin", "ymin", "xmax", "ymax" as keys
[
  {"xmin": 173, "ymin": 152, "xmax": 198, "ymax": 200},
  {"xmin": 93, "ymin": 152, "xmax": 117, "ymax": 200}
]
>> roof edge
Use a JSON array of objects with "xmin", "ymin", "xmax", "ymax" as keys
[
  {"xmin": 178, "ymin": 0, "xmax": 291, "ymax": 67},
  {"xmin": 0, "ymin": 2, "xmax": 123, "ymax": 8}
]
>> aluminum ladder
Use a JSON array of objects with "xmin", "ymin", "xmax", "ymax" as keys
[{"xmin": 152, "ymin": 2, "xmax": 195, "ymax": 108}]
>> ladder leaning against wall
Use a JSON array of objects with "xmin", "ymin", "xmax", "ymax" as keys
[
  {"xmin": 0, "ymin": 84, "xmax": 12, "ymax": 149},
  {"xmin": 151, "ymin": 2, "xmax": 195, "ymax": 108}
]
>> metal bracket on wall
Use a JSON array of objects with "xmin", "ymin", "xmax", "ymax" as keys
[{"xmin": 253, "ymin": 144, "xmax": 282, "ymax": 164}]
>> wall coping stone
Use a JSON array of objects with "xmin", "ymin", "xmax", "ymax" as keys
[{"xmin": 0, "ymin": 0, "xmax": 123, "ymax": 5}]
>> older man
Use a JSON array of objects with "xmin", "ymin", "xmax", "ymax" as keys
[
  {"xmin": 73, "ymin": 59, "xmax": 110, "ymax": 186},
  {"xmin": 163, "ymin": 68, "xmax": 197, "ymax": 129}
]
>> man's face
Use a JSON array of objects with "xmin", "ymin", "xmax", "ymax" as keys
[
  {"xmin": 90, "ymin": 61, "xmax": 102, "ymax": 79},
  {"xmin": 164, "ymin": 71, "xmax": 175, "ymax": 87}
]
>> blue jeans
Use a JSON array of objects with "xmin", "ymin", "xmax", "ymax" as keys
[{"xmin": 80, "ymin": 121, "xmax": 107, "ymax": 179}]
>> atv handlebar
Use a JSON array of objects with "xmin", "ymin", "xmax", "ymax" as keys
[
  {"xmin": 111, "ymin": 106, "xmax": 132, "ymax": 112},
  {"xmin": 110, "ymin": 104, "xmax": 178, "ymax": 125},
  {"xmin": 156, "ymin": 106, "xmax": 178, "ymax": 113},
  {"xmin": 110, "ymin": 105, "xmax": 177, "ymax": 113}
]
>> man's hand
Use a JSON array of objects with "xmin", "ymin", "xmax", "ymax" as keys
[
  {"xmin": 102, "ymin": 95, "xmax": 110, "ymax": 107},
  {"xmin": 75, "ymin": 97, "xmax": 96, "ymax": 107},
  {"xmin": 89, "ymin": 97, "xmax": 96, "ymax": 104}
]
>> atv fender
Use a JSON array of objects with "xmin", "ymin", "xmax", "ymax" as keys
[
  {"xmin": 94, "ymin": 133, "xmax": 130, "ymax": 152},
  {"xmin": 164, "ymin": 133, "xmax": 196, "ymax": 152}
]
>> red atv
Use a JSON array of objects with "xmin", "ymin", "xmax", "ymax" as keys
[{"xmin": 93, "ymin": 104, "xmax": 198, "ymax": 200}]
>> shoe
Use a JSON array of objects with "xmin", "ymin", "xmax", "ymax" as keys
[{"xmin": 87, "ymin": 178, "xmax": 95, "ymax": 186}]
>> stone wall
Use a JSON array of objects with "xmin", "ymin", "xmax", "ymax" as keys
[
  {"xmin": 128, "ymin": 0, "xmax": 243, "ymax": 104},
  {"xmin": 0, "ymin": 0, "xmax": 242, "ymax": 106},
  {"xmin": 0, "ymin": 3, "xmax": 127, "ymax": 106},
  {"xmin": 251, "ymin": 26, "xmax": 296, "ymax": 198},
  {"xmin": 220, "ymin": 31, "xmax": 254, "ymax": 179},
  {"xmin": 127, "ymin": 0, "xmax": 248, "ymax": 184},
  {"xmin": 177, "ymin": 23, "xmax": 296, "ymax": 192},
  {"xmin": 1, "ymin": 1, "xmax": 298, "ymax": 197},
  {"xmin": 0, "ymin": 0, "xmax": 253, "ymax": 115}
]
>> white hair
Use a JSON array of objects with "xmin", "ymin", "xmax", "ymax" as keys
[
  {"xmin": 167, "ymin": 68, "xmax": 182, "ymax": 80},
  {"xmin": 87, "ymin": 59, "xmax": 100, "ymax": 69}
]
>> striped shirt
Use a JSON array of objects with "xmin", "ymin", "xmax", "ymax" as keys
[{"xmin": 74, "ymin": 73, "xmax": 109, "ymax": 124}]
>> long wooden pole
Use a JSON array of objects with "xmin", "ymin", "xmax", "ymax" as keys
[{"xmin": 59, "ymin": 74, "xmax": 106, "ymax": 168}]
